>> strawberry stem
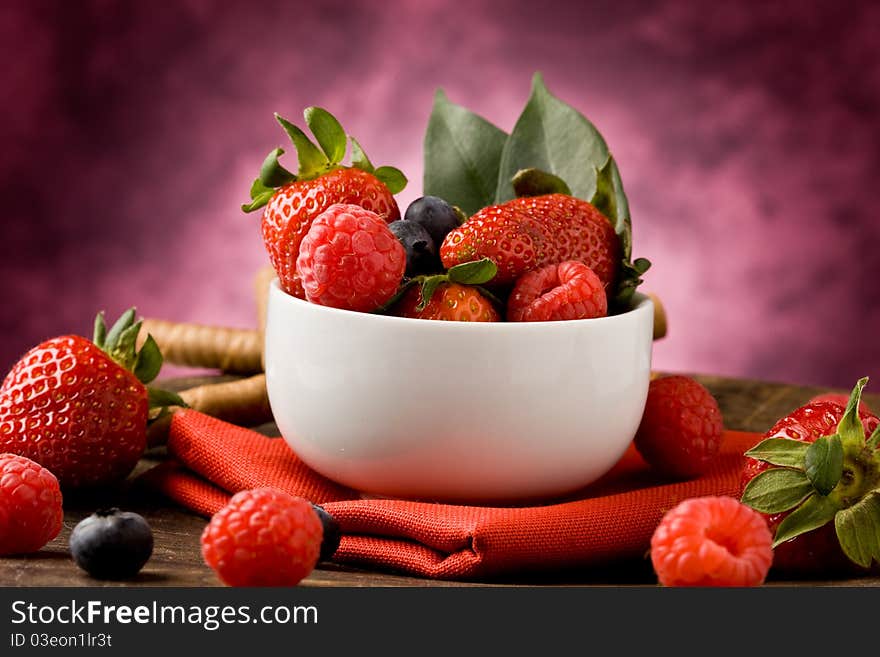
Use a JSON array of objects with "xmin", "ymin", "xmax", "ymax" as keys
[{"xmin": 242, "ymin": 108, "xmax": 407, "ymax": 213}]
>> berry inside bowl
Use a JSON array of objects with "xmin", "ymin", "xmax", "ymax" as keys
[{"xmin": 265, "ymin": 280, "xmax": 653, "ymax": 503}]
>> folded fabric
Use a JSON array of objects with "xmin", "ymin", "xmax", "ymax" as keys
[{"xmin": 141, "ymin": 410, "xmax": 761, "ymax": 580}]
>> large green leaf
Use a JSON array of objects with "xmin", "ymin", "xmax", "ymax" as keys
[
  {"xmin": 423, "ymin": 90, "xmax": 508, "ymax": 216},
  {"xmin": 495, "ymin": 73, "xmax": 610, "ymax": 204}
]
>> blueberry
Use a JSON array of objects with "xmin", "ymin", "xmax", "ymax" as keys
[
  {"xmin": 403, "ymin": 196, "xmax": 462, "ymax": 247},
  {"xmin": 69, "ymin": 508, "xmax": 153, "ymax": 580},
  {"xmin": 311, "ymin": 503, "xmax": 342, "ymax": 562},
  {"xmin": 388, "ymin": 220, "xmax": 438, "ymax": 276}
]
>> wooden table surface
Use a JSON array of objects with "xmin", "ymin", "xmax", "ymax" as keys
[{"xmin": 2, "ymin": 374, "xmax": 878, "ymax": 588}]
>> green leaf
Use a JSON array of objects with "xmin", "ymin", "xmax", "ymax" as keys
[
  {"xmin": 109, "ymin": 320, "xmax": 143, "ymax": 371},
  {"xmin": 349, "ymin": 137, "xmax": 374, "ymax": 173},
  {"xmin": 241, "ymin": 191, "xmax": 275, "ymax": 213},
  {"xmin": 424, "ymin": 88, "xmax": 508, "ymax": 216},
  {"xmin": 134, "ymin": 334, "xmax": 163, "ymax": 385},
  {"xmin": 447, "ymin": 258, "xmax": 498, "ymax": 285},
  {"xmin": 804, "ymin": 435, "xmax": 844, "ymax": 495},
  {"xmin": 595, "ymin": 156, "xmax": 649, "ymax": 307},
  {"xmin": 744, "ymin": 437, "xmax": 811, "ymax": 469},
  {"xmin": 836, "ymin": 377, "xmax": 869, "ymax": 450},
  {"xmin": 258, "ymin": 147, "xmax": 296, "ymax": 188},
  {"xmin": 274, "ymin": 113, "xmax": 329, "ymax": 178},
  {"xmin": 373, "ymin": 166, "xmax": 408, "ymax": 195},
  {"xmin": 93, "ymin": 312, "xmax": 107, "ymax": 349},
  {"xmin": 835, "ymin": 491, "xmax": 880, "ymax": 568},
  {"xmin": 103, "ymin": 308, "xmax": 136, "ymax": 354},
  {"xmin": 249, "ymin": 176, "xmax": 274, "ymax": 200},
  {"xmin": 741, "ymin": 468, "xmax": 814, "ymax": 514},
  {"xmin": 773, "ymin": 493, "xmax": 840, "ymax": 548},
  {"xmin": 867, "ymin": 425, "xmax": 880, "ymax": 451},
  {"xmin": 417, "ymin": 275, "xmax": 446, "ymax": 312},
  {"xmin": 592, "ymin": 156, "xmax": 622, "ymax": 232},
  {"xmin": 147, "ymin": 386, "xmax": 187, "ymax": 410},
  {"xmin": 496, "ymin": 73, "xmax": 609, "ymax": 205},
  {"xmin": 304, "ymin": 107, "xmax": 347, "ymax": 165},
  {"xmin": 511, "ymin": 168, "xmax": 571, "ymax": 197}
]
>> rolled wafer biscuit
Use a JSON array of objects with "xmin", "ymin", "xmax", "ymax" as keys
[{"xmin": 139, "ymin": 319, "xmax": 262, "ymax": 374}]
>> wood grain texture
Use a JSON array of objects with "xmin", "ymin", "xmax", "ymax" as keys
[{"xmin": 2, "ymin": 374, "xmax": 878, "ymax": 588}]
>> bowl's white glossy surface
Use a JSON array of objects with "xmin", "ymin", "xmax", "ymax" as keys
[{"xmin": 265, "ymin": 280, "xmax": 653, "ymax": 502}]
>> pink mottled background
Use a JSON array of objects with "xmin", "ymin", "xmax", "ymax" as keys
[{"xmin": 1, "ymin": 0, "xmax": 878, "ymax": 388}]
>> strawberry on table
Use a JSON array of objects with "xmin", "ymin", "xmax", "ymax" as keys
[
  {"xmin": 439, "ymin": 193, "xmax": 620, "ymax": 288},
  {"xmin": 242, "ymin": 107, "xmax": 407, "ymax": 298},
  {"xmin": 740, "ymin": 377, "xmax": 880, "ymax": 575},
  {"xmin": 808, "ymin": 392, "xmax": 872, "ymax": 415},
  {"xmin": 0, "ymin": 309, "xmax": 184, "ymax": 489}
]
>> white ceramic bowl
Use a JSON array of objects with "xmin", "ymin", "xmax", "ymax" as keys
[{"xmin": 265, "ymin": 279, "xmax": 653, "ymax": 502}]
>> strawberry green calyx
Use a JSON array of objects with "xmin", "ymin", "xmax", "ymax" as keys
[
  {"xmin": 378, "ymin": 258, "xmax": 498, "ymax": 313},
  {"xmin": 512, "ymin": 168, "xmax": 572, "ymax": 197},
  {"xmin": 92, "ymin": 309, "xmax": 186, "ymax": 410},
  {"xmin": 241, "ymin": 107, "xmax": 407, "ymax": 213},
  {"xmin": 741, "ymin": 377, "xmax": 880, "ymax": 568}
]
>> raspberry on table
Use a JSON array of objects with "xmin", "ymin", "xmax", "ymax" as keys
[
  {"xmin": 506, "ymin": 260, "xmax": 607, "ymax": 322},
  {"xmin": 297, "ymin": 203, "xmax": 406, "ymax": 312},
  {"xmin": 650, "ymin": 496, "xmax": 773, "ymax": 587},
  {"xmin": 634, "ymin": 375, "xmax": 724, "ymax": 479},
  {"xmin": 0, "ymin": 453, "xmax": 63, "ymax": 555},
  {"xmin": 201, "ymin": 488, "xmax": 324, "ymax": 587}
]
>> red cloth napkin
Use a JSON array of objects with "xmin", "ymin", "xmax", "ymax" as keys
[{"xmin": 141, "ymin": 410, "xmax": 761, "ymax": 580}]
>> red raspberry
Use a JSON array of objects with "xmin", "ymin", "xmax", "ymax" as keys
[
  {"xmin": 506, "ymin": 260, "xmax": 607, "ymax": 322},
  {"xmin": 634, "ymin": 376, "xmax": 724, "ymax": 479},
  {"xmin": 296, "ymin": 203, "xmax": 406, "ymax": 312},
  {"xmin": 807, "ymin": 392, "xmax": 872, "ymax": 415},
  {"xmin": 201, "ymin": 488, "xmax": 323, "ymax": 587},
  {"xmin": 650, "ymin": 496, "xmax": 773, "ymax": 587},
  {"xmin": 0, "ymin": 454, "xmax": 64, "ymax": 555}
]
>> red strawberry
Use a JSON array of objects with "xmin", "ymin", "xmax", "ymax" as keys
[
  {"xmin": 393, "ymin": 283, "xmax": 499, "ymax": 322},
  {"xmin": 388, "ymin": 258, "xmax": 500, "ymax": 322},
  {"xmin": 808, "ymin": 392, "xmax": 872, "ymax": 415},
  {"xmin": 740, "ymin": 378, "xmax": 880, "ymax": 576},
  {"xmin": 0, "ymin": 310, "xmax": 183, "ymax": 488},
  {"xmin": 439, "ymin": 194, "xmax": 620, "ymax": 288},
  {"xmin": 243, "ymin": 108, "xmax": 406, "ymax": 297}
]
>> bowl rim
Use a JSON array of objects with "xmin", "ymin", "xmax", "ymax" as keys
[{"xmin": 268, "ymin": 278, "xmax": 653, "ymax": 331}]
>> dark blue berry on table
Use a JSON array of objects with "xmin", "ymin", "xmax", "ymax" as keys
[
  {"xmin": 311, "ymin": 503, "xmax": 342, "ymax": 562},
  {"xmin": 69, "ymin": 508, "xmax": 154, "ymax": 580},
  {"xmin": 403, "ymin": 195, "xmax": 462, "ymax": 247},
  {"xmin": 388, "ymin": 220, "xmax": 438, "ymax": 276}
]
